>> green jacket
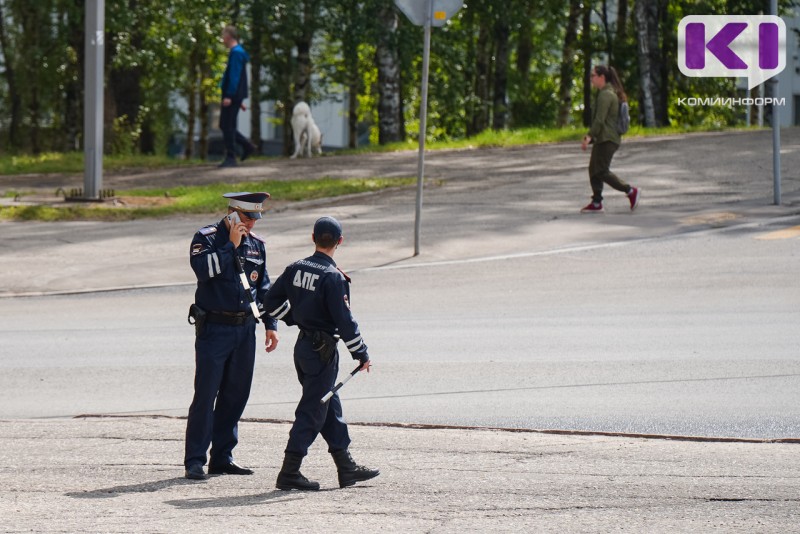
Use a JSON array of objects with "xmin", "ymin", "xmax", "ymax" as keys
[{"xmin": 589, "ymin": 85, "xmax": 620, "ymax": 145}]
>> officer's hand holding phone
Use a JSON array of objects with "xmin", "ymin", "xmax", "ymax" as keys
[{"xmin": 227, "ymin": 211, "xmax": 247, "ymax": 247}]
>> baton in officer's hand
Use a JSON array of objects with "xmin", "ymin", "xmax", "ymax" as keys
[
  {"xmin": 321, "ymin": 363, "xmax": 363, "ymax": 404},
  {"xmin": 234, "ymin": 255, "xmax": 262, "ymax": 321}
]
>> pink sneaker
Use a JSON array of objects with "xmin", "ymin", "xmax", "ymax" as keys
[
  {"xmin": 628, "ymin": 187, "xmax": 640, "ymax": 211},
  {"xmin": 580, "ymin": 202, "xmax": 604, "ymax": 214}
]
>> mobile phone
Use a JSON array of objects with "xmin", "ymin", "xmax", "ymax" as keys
[{"xmin": 227, "ymin": 211, "xmax": 241, "ymax": 225}]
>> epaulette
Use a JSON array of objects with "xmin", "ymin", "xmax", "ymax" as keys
[
  {"xmin": 199, "ymin": 225, "xmax": 218, "ymax": 236},
  {"xmin": 249, "ymin": 231, "xmax": 266, "ymax": 243},
  {"xmin": 337, "ymin": 267, "xmax": 352, "ymax": 283}
]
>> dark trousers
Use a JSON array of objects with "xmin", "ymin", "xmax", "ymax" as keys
[
  {"xmin": 589, "ymin": 141, "xmax": 631, "ymax": 203},
  {"xmin": 285, "ymin": 336, "xmax": 351, "ymax": 456},
  {"xmin": 219, "ymin": 99, "xmax": 250, "ymax": 159},
  {"xmin": 184, "ymin": 321, "xmax": 256, "ymax": 468}
]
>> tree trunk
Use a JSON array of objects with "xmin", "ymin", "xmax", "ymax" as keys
[
  {"xmin": 491, "ymin": 20, "xmax": 509, "ymax": 130},
  {"xmin": 184, "ymin": 54, "xmax": 197, "ymax": 159},
  {"xmin": 511, "ymin": 0, "xmax": 535, "ymax": 127},
  {"xmin": 471, "ymin": 18, "xmax": 491, "ymax": 135},
  {"xmin": 184, "ymin": 88, "xmax": 196, "ymax": 159},
  {"xmin": 375, "ymin": 2, "xmax": 402, "ymax": 144},
  {"xmin": 557, "ymin": 0, "xmax": 581, "ymax": 127},
  {"xmin": 112, "ymin": 0, "xmax": 148, "ymax": 153},
  {"xmin": 582, "ymin": 1, "xmax": 593, "ymax": 128},
  {"xmin": 634, "ymin": 0, "xmax": 657, "ymax": 127},
  {"xmin": 199, "ymin": 62, "xmax": 210, "ymax": 160},
  {"xmin": 463, "ymin": 5, "xmax": 476, "ymax": 135},
  {"xmin": 398, "ymin": 64, "xmax": 407, "ymax": 140},
  {"xmin": 600, "ymin": 0, "xmax": 613, "ymax": 63},
  {"xmin": 344, "ymin": 25, "xmax": 358, "ymax": 149},
  {"xmin": 292, "ymin": 2, "xmax": 315, "ymax": 105},
  {"xmin": 282, "ymin": 49, "xmax": 294, "ymax": 156},
  {"xmin": 616, "ymin": 0, "xmax": 629, "ymax": 41},
  {"xmin": 0, "ymin": 0, "xmax": 22, "ymax": 151},
  {"xmin": 515, "ymin": 6, "xmax": 532, "ymax": 77},
  {"xmin": 249, "ymin": 20, "xmax": 263, "ymax": 152},
  {"xmin": 656, "ymin": 2, "xmax": 670, "ymax": 126},
  {"xmin": 30, "ymin": 84, "xmax": 40, "ymax": 154},
  {"xmin": 347, "ymin": 75, "xmax": 358, "ymax": 149},
  {"xmin": 62, "ymin": 0, "xmax": 84, "ymax": 151}
]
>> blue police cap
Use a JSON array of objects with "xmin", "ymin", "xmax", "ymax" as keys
[
  {"xmin": 313, "ymin": 216, "xmax": 342, "ymax": 240},
  {"xmin": 223, "ymin": 192, "xmax": 270, "ymax": 219}
]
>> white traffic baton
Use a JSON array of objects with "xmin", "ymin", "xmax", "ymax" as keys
[
  {"xmin": 234, "ymin": 255, "xmax": 262, "ymax": 321},
  {"xmin": 321, "ymin": 364, "xmax": 363, "ymax": 404}
]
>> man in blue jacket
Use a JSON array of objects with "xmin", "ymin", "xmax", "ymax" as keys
[
  {"xmin": 264, "ymin": 216, "xmax": 379, "ymax": 491},
  {"xmin": 219, "ymin": 25, "xmax": 255, "ymax": 168},
  {"xmin": 184, "ymin": 192, "xmax": 279, "ymax": 480}
]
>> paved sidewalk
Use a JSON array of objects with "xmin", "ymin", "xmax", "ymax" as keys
[
  {"xmin": 2, "ymin": 131, "xmax": 800, "ymax": 297},
  {"xmin": 1, "ymin": 416, "xmax": 798, "ymax": 533}
]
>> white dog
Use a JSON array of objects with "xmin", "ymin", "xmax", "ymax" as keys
[{"xmin": 290, "ymin": 101, "xmax": 323, "ymax": 159}]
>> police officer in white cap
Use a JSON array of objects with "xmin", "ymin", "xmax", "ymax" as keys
[{"xmin": 184, "ymin": 192, "xmax": 279, "ymax": 480}]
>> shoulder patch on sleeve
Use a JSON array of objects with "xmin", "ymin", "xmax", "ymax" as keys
[
  {"xmin": 199, "ymin": 225, "xmax": 218, "ymax": 236},
  {"xmin": 337, "ymin": 267, "xmax": 352, "ymax": 283},
  {"xmin": 249, "ymin": 231, "xmax": 266, "ymax": 243}
]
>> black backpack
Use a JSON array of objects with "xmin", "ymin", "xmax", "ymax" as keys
[{"xmin": 617, "ymin": 101, "xmax": 630, "ymax": 135}]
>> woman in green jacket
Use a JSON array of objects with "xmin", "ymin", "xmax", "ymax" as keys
[{"xmin": 580, "ymin": 65, "xmax": 640, "ymax": 213}]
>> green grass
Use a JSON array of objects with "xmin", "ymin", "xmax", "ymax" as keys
[
  {"xmin": 0, "ymin": 176, "xmax": 416, "ymax": 222},
  {"xmin": 0, "ymin": 152, "xmax": 203, "ymax": 175},
  {"xmin": 339, "ymin": 123, "xmax": 759, "ymax": 154},
  {"xmin": 0, "ymin": 124, "xmax": 755, "ymax": 175}
]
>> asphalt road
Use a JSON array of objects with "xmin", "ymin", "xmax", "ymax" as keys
[
  {"xmin": 1, "ymin": 130, "xmax": 799, "ymax": 439},
  {"xmin": 1, "ymin": 214, "xmax": 798, "ymax": 438}
]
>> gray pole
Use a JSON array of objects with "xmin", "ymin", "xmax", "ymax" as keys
[
  {"xmin": 745, "ymin": 87, "xmax": 750, "ymax": 127},
  {"xmin": 83, "ymin": 0, "xmax": 105, "ymax": 199},
  {"xmin": 771, "ymin": 0, "xmax": 781, "ymax": 205},
  {"xmin": 771, "ymin": 79, "xmax": 781, "ymax": 205},
  {"xmin": 414, "ymin": 0, "xmax": 433, "ymax": 256}
]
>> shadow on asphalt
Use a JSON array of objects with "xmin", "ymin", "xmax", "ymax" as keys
[
  {"xmin": 65, "ymin": 477, "xmax": 195, "ymax": 499},
  {"xmin": 164, "ymin": 490, "xmax": 305, "ymax": 508}
]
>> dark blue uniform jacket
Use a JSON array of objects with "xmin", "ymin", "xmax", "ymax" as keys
[
  {"xmin": 221, "ymin": 44, "xmax": 249, "ymax": 101},
  {"xmin": 264, "ymin": 251, "xmax": 369, "ymax": 363},
  {"xmin": 190, "ymin": 219, "xmax": 277, "ymax": 331}
]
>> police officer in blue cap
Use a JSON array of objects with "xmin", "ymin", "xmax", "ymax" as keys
[
  {"xmin": 184, "ymin": 192, "xmax": 279, "ymax": 480},
  {"xmin": 264, "ymin": 216, "xmax": 379, "ymax": 490}
]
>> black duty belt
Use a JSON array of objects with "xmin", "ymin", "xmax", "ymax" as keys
[{"xmin": 206, "ymin": 310, "xmax": 254, "ymax": 326}]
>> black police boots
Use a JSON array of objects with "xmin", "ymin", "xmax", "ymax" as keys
[
  {"xmin": 331, "ymin": 449, "xmax": 380, "ymax": 488},
  {"xmin": 275, "ymin": 452, "xmax": 320, "ymax": 491}
]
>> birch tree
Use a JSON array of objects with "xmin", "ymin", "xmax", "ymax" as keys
[
  {"xmin": 556, "ymin": 0, "xmax": 581, "ymax": 127},
  {"xmin": 375, "ymin": 1, "xmax": 402, "ymax": 144}
]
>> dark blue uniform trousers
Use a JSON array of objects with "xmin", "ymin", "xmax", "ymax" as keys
[
  {"xmin": 184, "ymin": 321, "xmax": 256, "ymax": 468},
  {"xmin": 286, "ymin": 336, "xmax": 351, "ymax": 456},
  {"xmin": 219, "ymin": 99, "xmax": 250, "ymax": 159}
]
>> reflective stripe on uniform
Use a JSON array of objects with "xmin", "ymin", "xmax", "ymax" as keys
[
  {"xmin": 206, "ymin": 252, "xmax": 222, "ymax": 278},
  {"xmin": 345, "ymin": 335, "xmax": 363, "ymax": 353},
  {"xmin": 269, "ymin": 300, "xmax": 291, "ymax": 320}
]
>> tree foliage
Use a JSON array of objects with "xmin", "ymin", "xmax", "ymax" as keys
[{"xmin": 0, "ymin": 0, "xmax": 793, "ymax": 156}]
